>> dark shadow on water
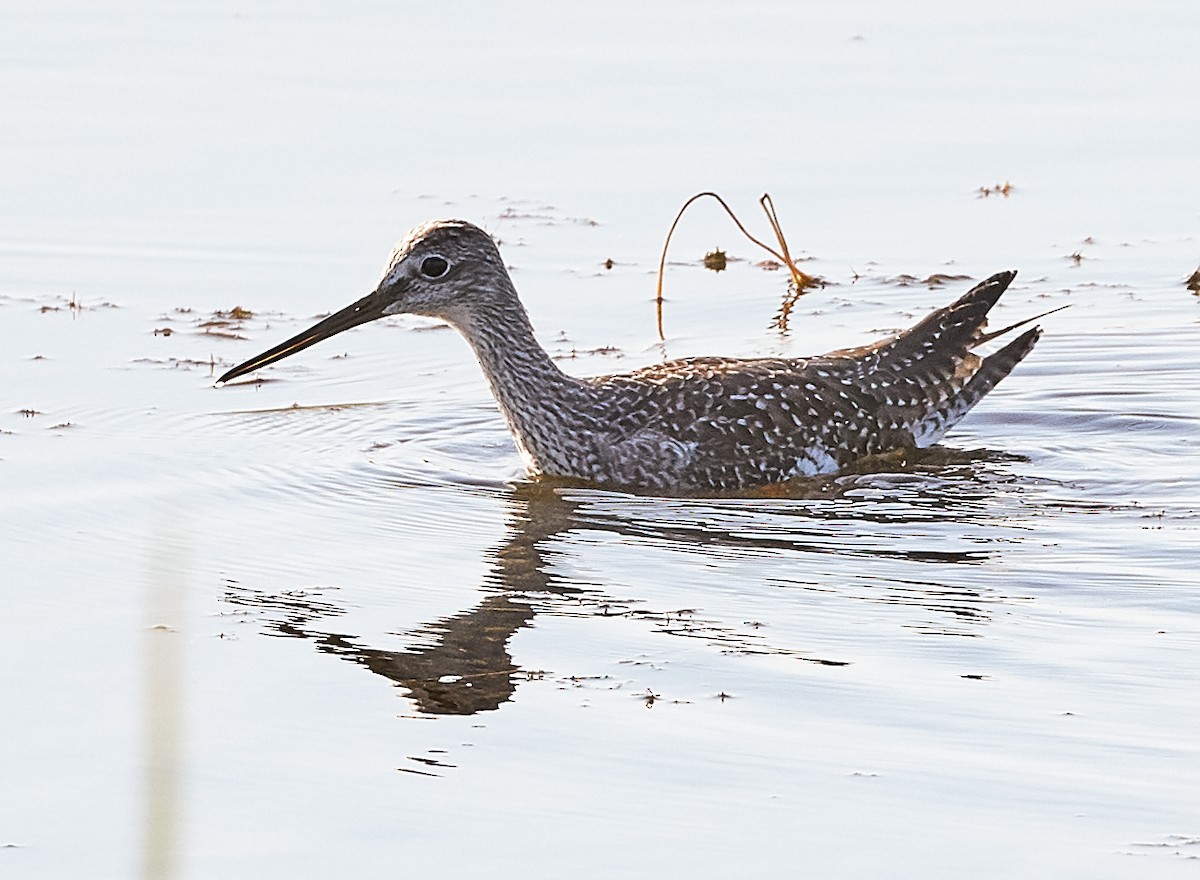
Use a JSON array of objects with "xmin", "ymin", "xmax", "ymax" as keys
[{"xmin": 223, "ymin": 444, "xmax": 1031, "ymax": 716}]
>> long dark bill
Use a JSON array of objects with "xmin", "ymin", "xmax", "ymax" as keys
[{"xmin": 216, "ymin": 286, "xmax": 395, "ymax": 385}]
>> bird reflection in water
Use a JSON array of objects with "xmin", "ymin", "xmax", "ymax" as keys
[{"xmin": 223, "ymin": 446, "xmax": 1027, "ymax": 716}]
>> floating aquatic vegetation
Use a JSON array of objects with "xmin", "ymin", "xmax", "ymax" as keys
[
  {"xmin": 703, "ymin": 248, "xmax": 728, "ymax": 272},
  {"xmin": 197, "ymin": 307, "xmax": 254, "ymax": 339}
]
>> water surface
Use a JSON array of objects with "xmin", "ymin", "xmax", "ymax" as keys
[{"xmin": 3, "ymin": 2, "xmax": 1199, "ymax": 878}]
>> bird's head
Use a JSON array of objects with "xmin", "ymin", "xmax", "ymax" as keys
[{"xmin": 216, "ymin": 219, "xmax": 511, "ymax": 385}]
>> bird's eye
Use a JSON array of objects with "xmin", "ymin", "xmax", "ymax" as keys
[{"xmin": 420, "ymin": 255, "xmax": 450, "ymax": 279}]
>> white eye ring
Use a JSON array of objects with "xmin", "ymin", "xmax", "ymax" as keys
[{"xmin": 420, "ymin": 255, "xmax": 450, "ymax": 279}]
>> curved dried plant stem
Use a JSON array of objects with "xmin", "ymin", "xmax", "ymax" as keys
[
  {"xmin": 655, "ymin": 192, "xmax": 793, "ymax": 340},
  {"xmin": 760, "ymin": 194, "xmax": 814, "ymax": 293}
]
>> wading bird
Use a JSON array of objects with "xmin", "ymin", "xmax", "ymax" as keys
[{"xmin": 218, "ymin": 220, "xmax": 1044, "ymax": 492}]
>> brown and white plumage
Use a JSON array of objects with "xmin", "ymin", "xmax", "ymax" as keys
[{"xmin": 218, "ymin": 219, "xmax": 1042, "ymax": 492}]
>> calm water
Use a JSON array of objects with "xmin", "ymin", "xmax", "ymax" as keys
[{"xmin": 3, "ymin": 2, "xmax": 1199, "ymax": 878}]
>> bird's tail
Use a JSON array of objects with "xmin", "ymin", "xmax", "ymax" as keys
[
  {"xmin": 907, "ymin": 324, "xmax": 1041, "ymax": 446},
  {"xmin": 824, "ymin": 271, "xmax": 1044, "ymax": 447}
]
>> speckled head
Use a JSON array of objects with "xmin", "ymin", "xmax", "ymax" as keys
[
  {"xmin": 376, "ymin": 219, "xmax": 512, "ymax": 323},
  {"xmin": 216, "ymin": 219, "xmax": 513, "ymax": 385}
]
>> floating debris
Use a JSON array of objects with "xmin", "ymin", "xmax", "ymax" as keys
[
  {"xmin": 702, "ymin": 248, "xmax": 728, "ymax": 272},
  {"xmin": 922, "ymin": 273, "xmax": 973, "ymax": 287},
  {"xmin": 552, "ymin": 345, "xmax": 624, "ymax": 361},
  {"xmin": 132, "ymin": 356, "xmax": 218, "ymax": 370},
  {"xmin": 496, "ymin": 206, "xmax": 600, "ymax": 226},
  {"xmin": 196, "ymin": 307, "xmax": 255, "ymax": 339},
  {"xmin": 197, "ymin": 327, "xmax": 248, "ymax": 340},
  {"xmin": 876, "ymin": 273, "xmax": 972, "ymax": 288},
  {"xmin": 37, "ymin": 292, "xmax": 118, "ymax": 313},
  {"xmin": 976, "ymin": 181, "xmax": 1014, "ymax": 198}
]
